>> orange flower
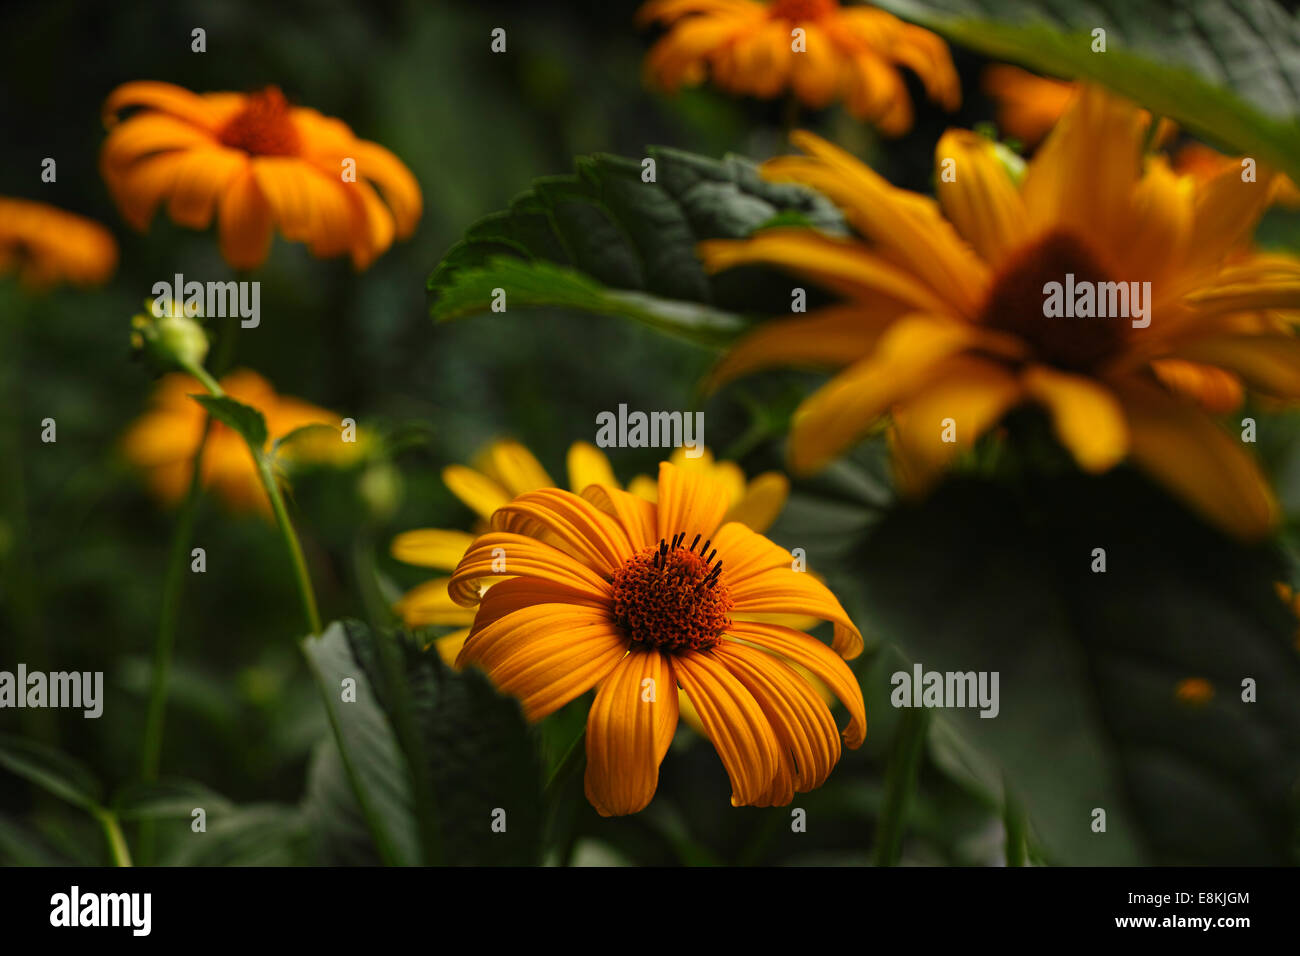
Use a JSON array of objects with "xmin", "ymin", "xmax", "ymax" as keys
[
  {"xmin": 100, "ymin": 82, "xmax": 421, "ymax": 270},
  {"xmin": 0, "ymin": 197, "xmax": 117, "ymax": 289},
  {"xmin": 448, "ymin": 461, "xmax": 866, "ymax": 815},
  {"xmin": 123, "ymin": 368, "xmax": 361, "ymax": 514},
  {"xmin": 638, "ymin": 0, "xmax": 959, "ymax": 135},
  {"xmin": 981, "ymin": 65, "xmax": 1077, "ymax": 149}
]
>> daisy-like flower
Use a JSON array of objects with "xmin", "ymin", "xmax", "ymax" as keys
[
  {"xmin": 637, "ymin": 0, "xmax": 959, "ymax": 135},
  {"xmin": 100, "ymin": 82, "xmax": 421, "ymax": 270},
  {"xmin": 446, "ymin": 460, "xmax": 865, "ymax": 815},
  {"xmin": 0, "ymin": 197, "xmax": 117, "ymax": 289},
  {"xmin": 699, "ymin": 86, "xmax": 1300, "ymax": 540},
  {"xmin": 390, "ymin": 439, "xmax": 790, "ymax": 662},
  {"xmin": 123, "ymin": 368, "xmax": 363, "ymax": 513},
  {"xmin": 983, "ymin": 66, "xmax": 1298, "ymax": 206}
]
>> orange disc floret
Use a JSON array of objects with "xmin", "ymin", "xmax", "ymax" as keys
[{"xmin": 611, "ymin": 535, "xmax": 733, "ymax": 651}]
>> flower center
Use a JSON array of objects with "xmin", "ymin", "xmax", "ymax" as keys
[
  {"xmin": 767, "ymin": 0, "xmax": 836, "ymax": 22},
  {"xmin": 610, "ymin": 534, "xmax": 733, "ymax": 652},
  {"xmin": 978, "ymin": 230, "xmax": 1129, "ymax": 372},
  {"xmin": 218, "ymin": 87, "xmax": 301, "ymax": 157}
]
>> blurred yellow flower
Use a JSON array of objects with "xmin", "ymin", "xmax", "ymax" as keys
[
  {"xmin": 983, "ymin": 66, "xmax": 1298, "ymax": 206},
  {"xmin": 0, "ymin": 197, "xmax": 117, "ymax": 289},
  {"xmin": 700, "ymin": 86, "xmax": 1300, "ymax": 540},
  {"xmin": 638, "ymin": 0, "xmax": 959, "ymax": 135},
  {"xmin": 100, "ymin": 82, "xmax": 421, "ymax": 270},
  {"xmin": 391, "ymin": 439, "xmax": 791, "ymax": 663},
  {"xmin": 123, "ymin": 368, "xmax": 362, "ymax": 515},
  {"xmin": 447, "ymin": 460, "xmax": 865, "ymax": 814}
]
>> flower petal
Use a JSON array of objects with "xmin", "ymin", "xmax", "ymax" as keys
[
  {"xmin": 1022, "ymin": 364, "xmax": 1128, "ymax": 472},
  {"xmin": 584, "ymin": 648, "xmax": 679, "ymax": 816},
  {"xmin": 390, "ymin": 528, "xmax": 476, "ymax": 571}
]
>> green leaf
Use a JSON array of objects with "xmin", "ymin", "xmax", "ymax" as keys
[
  {"xmin": 344, "ymin": 620, "xmax": 545, "ymax": 865},
  {"xmin": 300, "ymin": 623, "xmax": 422, "ymax": 866},
  {"xmin": 271, "ymin": 422, "xmax": 338, "ymax": 456},
  {"xmin": 856, "ymin": 470, "xmax": 1300, "ymax": 865},
  {"xmin": 191, "ymin": 393, "xmax": 268, "ymax": 451},
  {"xmin": 428, "ymin": 146, "xmax": 846, "ymax": 345},
  {"xmin": 113, "ymin": 779, "xmax": 236, "ymax": 822},
  {"xmin": 876, "ymin": 0, "xmax": 1300, "ymax": 182},
  {"xmin": 432, "ymin": 258, "xmax": 750, "ymax": 347},
  {"xmin": 167, "ymin": 805, "xmax": 310, "ymax": 866},
  {"xmin": 0, "ymin": 733, "xmax": 102, "ymax": 811}
]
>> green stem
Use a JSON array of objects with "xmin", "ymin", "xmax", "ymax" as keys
[
  {"xmin": 93, "ymin": 808, "xmax": 133, "ymax": 867},
  {"xmin": 140, "ymin": 422, "xmax": 211, "ymax": 783},
  {"xmin": 259, "ymin": 457, "xmax": 322, "ymax": 635},
  {"xmin": 1004, "ymin": 786, "xmax": 1028, "ymax": 867},
  {"xmin": 873, "ymin": 707, "xmax": 928, "ymax": 866}
]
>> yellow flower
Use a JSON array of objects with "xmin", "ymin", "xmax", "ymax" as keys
[
  {"xmin": 637, "ymin": 0, "xmax": 959, "ymax": 135},
  {"xmin": 390, "ymin": 440, "xmax": 790, "ymax": 664},
  {"xmin": 447, "ymin": 460, "xmax": 865, "ymax": 815},
  {"xmin": 123, "ymin": 368, "xmax": 361, "ymax": 514},
  {"xmin": 984, "ymin": 66, "xmax": 1296, "ymax": 205},
  {"xmin": 100, "ymin": 82, "xmax": 420, "ymax": 270},
  {"xmin": 0, "ymin": 197, "xmax": 117, "ymax": 289},
  {"xmin": 700, "ymin": 86, "xmax": 1300, "ymax": 540}
]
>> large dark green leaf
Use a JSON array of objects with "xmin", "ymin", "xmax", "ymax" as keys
[
  {"xmin": 428, "ymin": 146, "xmax": 845, "ymax": 345},
  {"xmin": 300, "ymin": 623, "xmax": 422, "ymax": 866},
  {"xmin": 856, "ymin": 470, "xmax": 1300, "ymax": 864},
  {"xmin": 877, "ymin": 0, "xmax": 1300, "ymax": 182},
  {"xmin": 344, "ymin": 620, "xmax": 544, "ymax": 865},
  {"xmin": 0, "ymin": 733, "xmax": 103, "ymax": 811}
]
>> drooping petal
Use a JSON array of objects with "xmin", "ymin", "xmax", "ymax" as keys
[
  {"xmin": 1022, "ymin": 364, "xmax": 1128, "ymax": 472},
  {"xmin": 723, "ymin": 619, "xmax": 866, "ymax": 748},
  {"xmin": 584, "ymin": 649, "xmax": 679, "ymax": 817},
  {"xmin": 673, "ymin": 650, "xmax": 779, "ymax": 807},
  {"xmin": 216, "ymin": 167, "xmax": 273, "ymax": 270},
  {"xmin": 712, "ymin": 640, "xmax": 840, "ymax": 803},
  {"xmin": 728, "ymin": 565, "xmax": 864, "ymax": 659}
]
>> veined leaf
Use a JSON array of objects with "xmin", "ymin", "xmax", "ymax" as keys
[
  {"xmin": 191, "ymin": 393, "xmax": 268, "ymax": 451},
  {"xmin": 428, "ymin": 146, "xmax": 846, "ymax": 346}
]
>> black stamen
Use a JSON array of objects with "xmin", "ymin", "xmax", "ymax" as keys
[
  {"xmin": 690, "ymin": 533, "xmax": 701, "ymax": 552},
  {"xmin": 706, "ymin": 548, "xmax": 717, "ymax": 565}
]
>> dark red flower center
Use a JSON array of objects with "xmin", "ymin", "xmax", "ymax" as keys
[
  {"xmin": 767, "ymin": 0, "xmax": 837, "ymax": 22},
  {"xmin": 610, "ymin": 534, "xmax": 732, "ymax": 652},
  {"xmin": 218, "ymin": 87, "xmax": 301, "ymax": 157},
  {"xmin": 979, "ymin": 230, "xmax": 1130, "ymax": 372}
]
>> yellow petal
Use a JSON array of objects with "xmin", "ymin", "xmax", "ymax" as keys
[
  {"xmin": 1022, "ymin": 365, "xmax": 1128, "ymax": 472},
  {"xmin": 442, "ymin": 464, "xmax": 511, "ymax": 522},
  {"xmin": 584, "ymin": 649, "xmax": 678, "ymax": 817},
  {"xmin": 566, "ymin": 441, "xmax": 619, "ymax": 493},
  {"xmin": 389, "ymin": 528, "xmax": 476, "ymax": 570},
  {"xmin": 724, "ymin": 471, "xmax": 789, "ymax": 532},
  {"xmin": 934, "ymin": 128, "xmax": 1028, "ymax": 268}
]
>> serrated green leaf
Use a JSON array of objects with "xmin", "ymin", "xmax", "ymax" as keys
[
  {"xmin": 0, "ymin": 733, "xmax": 102, "ymax": 811},
  {"xmin": 428, "ymin": 145, "xmax": 846, "ymax": 343},
  {"xmin": 300, "ymin": 623, "xmax": 421, "ymax": 866},
  {"xmin": 857, "ymin": 470, "xmax": 1300, "ymax": 864},
  {"xmin": 876, "ymin": 0, "xmax": 1300, "ymax": 182},
  {"xmin": 343, "ymin": 620, "xmax": 544, "ymax": 865},
  {"xmin": 191, "ymin": 393, "xmax": 268, "ymax": 451}
]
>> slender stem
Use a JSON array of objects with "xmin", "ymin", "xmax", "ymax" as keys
[
  {"xmin": 94, "ymin": 807, "xmax": 134, "ymax": 867},
  {"xmin": 183, "ymin": 361, "xmax": 321, "ymax": 636},
  {"xmin": 1004, "ymin": 786, "xmax": 1028, "ymax": 867},
  {"xmin": 140, "ymin": 421, "xmax": 211, "ymax": 783},
  {"xmin": 260, "ymin": 457, "xmax": 321, "ymax": 635},
  {"xmin": 873, "ymin": 707, "xmax": 928, "ymax": 866}
]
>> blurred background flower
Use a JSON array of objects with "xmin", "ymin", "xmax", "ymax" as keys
[
  {"xmin": 101, "ymin": 81, "xmax": 421, "ymax": 269},
  {"xmin": 0, "ymin": 197, "xmax": 117, "ymax": 288}
]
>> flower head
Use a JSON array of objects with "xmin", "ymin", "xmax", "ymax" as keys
[
  {"xmin": 447, "ymin": 460, "xmax": 865, "ymax": 814},
  {"xmin": 391, "ymin": 440, "xmax": 790, "ymax": 663},
  {"xmin": 100, "ymin": 82, "xmax": 421, "ymax": 270},
  {"xmin": 638, "ymin": 0, "xmax": 959, "ymax": 135},
  {"xmin": 700, "ymin": 86, "xmax": 1300, "ymax": 539},
  {"xmin": 123, "ymin": 368, "xmax": 361, "ymax": 514},
  {"xmin": 0, "ymin": 197, "xmax": 117, "ymax": 289}
]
